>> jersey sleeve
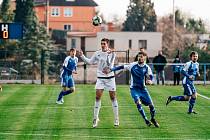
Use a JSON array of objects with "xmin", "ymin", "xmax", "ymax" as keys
[
  {"xmin": 181, "ymin": 62, "xmax": 191, "ymax": 78},
  {"xmin": 182, "ymin": 62, "xmax": 190, "ymax": 72},
  {"xmin": 196, "ymin": 63, "xmax": 200, "ymax": 76},
  {"xmin": 111, "ymin": 62, "xmax": 135, "ymax": 72},
  {"xmin": 63, "ymin": 57, "xmax": 69, "ymax": 67},
  {"xmin": 124, "ymin": 62, "xmax": 137, "ymax": 71},
  {"xmin": 81, "ymin": 52, "xmax": 98, "ymax": 65},
  {"xmin": 74, "ymin": 57, "xmax": 78, "ymax": 71},
  {"xmin": 110, "ymin": 52, "xmax": 116, "ymax": 68},
  {"xmin": 146, "ymin": 65, "xmax": 153, "ymax": 80}
]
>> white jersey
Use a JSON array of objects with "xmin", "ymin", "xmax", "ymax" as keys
[{"xmin": 81, "ymin": 50, "xmax": 115, "ymax": 77}]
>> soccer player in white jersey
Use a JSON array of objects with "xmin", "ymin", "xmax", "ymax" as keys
[
  {"xmin": 103, "ymin": 52, "xmax": 160, "ymax": 127},
  {"xmin": 78, "ymin": 38, "xmax": 119, "ymax": 128},
  {"xmin": 56, "ymin": 48, "xmax": 78, "ymax": 104},
  {"xmin": 166, "ymin": 51, "xmax": 200, "ymax": 114}
]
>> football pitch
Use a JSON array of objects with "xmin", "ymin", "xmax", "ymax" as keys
[{"xmin": 0, "ymin": 84, "xmax": 210, "ymax": 140}]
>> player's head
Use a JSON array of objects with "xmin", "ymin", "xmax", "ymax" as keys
[
  {"xmin": 137, "ymin": 51, "xmax": 147, "ymax": 64},
  {"xmin": 140, "ymin": 47, "xmax": 145, "ymax": 52},
  {"xmin": 69, "ymin": 48, "xmax": 76, "ymax": 57},
  {"xmin": 158, "ymin": 50, "xmax": 162, "ymax": 55},
  {"xmin": 101, "ymin": 38, "xmax": 109, "ymax": 52},
  {"xmin": 175, "ymin": 55, "xmax": 180, "ymax": 60},
  {"xmin": 190, "ymin": 51, "xmax": 198, "ymax": 62}
]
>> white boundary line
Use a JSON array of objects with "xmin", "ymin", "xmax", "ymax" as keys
[
  {"xmin": 0, "ymin": 132, "xmax": 194, "ymax": 139},
  {"xmin": 1, "ymin": 105, "xmax": 210, "ymax": 110},
  {"xmin": 198, "ymin": 93, "xmax": 210, "ymax": 100}
]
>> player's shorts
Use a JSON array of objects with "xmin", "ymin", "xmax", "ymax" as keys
[
  {"xmin": 130, "ymin": 87, "xmax": 153, "ymax": 106},
  {"xmin": 61, "ymin": 74, "xmax": 74, "ymax": 88},
  {"xmin": 183, "ymin": 83, "xmax": 196, "ymax": 96},
  {"xmin": 95, "ymin": 77, "xmax": 116, "ymax": 91}
]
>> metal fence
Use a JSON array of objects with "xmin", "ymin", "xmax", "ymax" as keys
[{"xmin": 0, "ymin": 49, "xmax": 210, "ymax": 85}]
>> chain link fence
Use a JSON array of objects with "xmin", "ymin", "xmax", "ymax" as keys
[{"xmin": 0, "ymin": 49, "xmax": 210, "ymax": 85}]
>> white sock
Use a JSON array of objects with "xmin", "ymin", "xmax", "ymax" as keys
[
  {"xmin": 112, "ymin": 99, "xmax": 119, "ymax": 120},
  {"xmin": 93, "ymin": 100, "xmax": 101, "ymax": 120}
]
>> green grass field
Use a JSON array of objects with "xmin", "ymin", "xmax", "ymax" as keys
[{"xmin": 0, "ymin": 84, "xmax": 210, "ymax": 140}]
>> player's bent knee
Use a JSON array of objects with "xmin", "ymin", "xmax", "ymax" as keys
[
  {"xmin": 184, "ymin": 95, "xmax": 190, "ymax": 101},
  {"xmin": 148, "ymin": 104, "xmax": 154, "ymax": 108},
  {"xmin": 135, "ymin": 100, "xmax": 142, "ymax": 105},
  {"xmin": 110, "ymin": 96, "xmax": 117, "ymax": 101},
  {"xmin": 96, "ymin": 95, "xmax": 102, "ymax": 100},
  {"xmin": 192, "ymin": 93, "xmax": 197, "ymax": 99},
  {"xmin": 69, "ymin": 87, "xmax": 75, "ymax": 93}
]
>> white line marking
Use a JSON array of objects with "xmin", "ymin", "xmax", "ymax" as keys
[
  {"xmin": 2, "ymin": 105, "xmax": 210, "ymax": 110},
  {"xmin": 198, "ymin": 93, "xmax": 210, "ymax": 100},
  {"xmin": 0, "ymin": 132, "xmax": 195, "ymax": 139}
]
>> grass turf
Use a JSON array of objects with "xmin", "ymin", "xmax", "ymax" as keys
[{"xmin": 0, "ymin": 84, "xmax": 210, "ymax": 139}]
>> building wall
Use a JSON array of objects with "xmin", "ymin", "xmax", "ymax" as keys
[
  {"xmin": 67, "ymin": 36, "xmax": 97, "ymax": 53},
  {"xmin": 67, "ymin": 32, "xmax": 162, "ymax": 58},
  {"xmin": 97, "ymin": 32, "xmax": 162, "ymax": 57},
  {"xmin": 35, "ymin": 6, "xmax": 99, "ymax": 32}
]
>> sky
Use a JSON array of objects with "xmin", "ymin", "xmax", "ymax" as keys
[
  {"xmin": 0, "ymin": 0, "xmax": 209, "ymax": 26},
  {"xmin": 94, "ymin": 0, "xmax": 210, "ymax": 25}
]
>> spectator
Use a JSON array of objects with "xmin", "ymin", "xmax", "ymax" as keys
[
  {"xmin": 172, "ymin": 55, "xmax": 182, "ymax": 85},
  {"xmin": 152, "ymin": 50, "xmax": 167, "ymax": 85},
  {"xmin": 134, "ymin": 48, "xmax": 150, "ymax": 63}
]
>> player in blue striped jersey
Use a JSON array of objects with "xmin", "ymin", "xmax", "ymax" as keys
[
  {"xmin": 56, "ymin": 48, "xmax": 78, "ymax": 104},
  {"xmin": 103, "ymin": 52, "xmax": 159, "ymax": 127},
  {"xmin": 166, "ymin": 51, "xmax": 200, "ymax": 114}
]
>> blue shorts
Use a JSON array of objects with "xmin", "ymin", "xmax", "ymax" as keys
[
  {"xmin": 130, "ymin": 87, "xmax": 153, "ymax": 106},
  {"xmin": 183, "ymin": 83, "xmax": 196, "ymax": 96},
  {"xmin": 61, "ymin": 75, "xmax": 74, "ymax": 88}
]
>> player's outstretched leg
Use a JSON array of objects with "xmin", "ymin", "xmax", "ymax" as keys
[
  {"xmin": 149, "ymin": 105, "xmax": 159, "ymax": 128},
  {"xmin": 166, "ymin": 96, "xmax": 186, "ymax": 106},
  {"xmin": 93, "ymin": 100, "xmax": 101, "ymax": 128},
  {"xmin": 56, "ymin": 88, "xmax": 75, "ymax": 104},
  {"xmin": 166, "ymin": 96, "xmax": 172, "ymax": 106},
  {"xmin": 188, "ymin": 97, "xmax": 197, "ymax": 114},
  {"xmin": 62, "ymin": 88, "xmax": 74, "ymax": 96},
  {"xmin": 56, "ymin": 91, "xmax": 64, "ymax": 104},
  {"xmin": 112, "ymin": 99, "xmax": 119, "ymax": 126},
  {"xmin": 136, "ymin": 103, "xmax": 151, "ymax": 126}
]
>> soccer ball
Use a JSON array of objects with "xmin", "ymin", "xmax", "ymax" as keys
[{"xmin": 92, "ymin": 15, "xmax": 102, "ymax": 26}]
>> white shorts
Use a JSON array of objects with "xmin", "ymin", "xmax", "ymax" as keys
[{"xmin": 95, "ymin": 78, "xmax": 116, "ymax": 91}]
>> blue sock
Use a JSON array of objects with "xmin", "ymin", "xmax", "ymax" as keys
[
  {"xmin": 137, "ymin": 104, "xmax": 147, "ymax": 120},
  {"xmin": 171, "ymin": 96, "xmax": 186, "ymax": 101},
  {"xmin": 62, "ymin": 90, "xmax": 73, "ymax": 96},
  {"xmin": 188, "ymin": 97, "xmax": 196, "ymax": 113},
  {"xmin": 57, "ymin": 91, "xmax": 63, "ymax": 101},
  {"xmin": 57, "ymin": 90, "xmax": 73, "ymax": 101},
  {"xmin": 149, "ymin": 105, "xmax": 156, "ymax": 119}
]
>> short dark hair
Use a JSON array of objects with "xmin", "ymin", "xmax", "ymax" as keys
[
  {"xmin": 138, "ymin": 51, "xmax": 147, "ymax": 57},
  {"xmin": 69, "ymin": 48, "xmax": 76, "ymax": 52},
  {"xmin": 101, "ymin": 38, "xmax": 109, "ymax": 44},
  {"xmin": 190, "ymin": 51, "xmax": 198, "ymax": 57}
]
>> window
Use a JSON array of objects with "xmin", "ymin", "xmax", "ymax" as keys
[
  {"xmin": 64, "ymin": 8, "xmax": 73, "ymax": 17},
  {"xmin": 64, "ymin": 24, "xmax": 72, "ymax": 31},
  {"xmin": 51, "ymin": 7, "xmax": 60, "ymax": 16},
  {"xmin": 109, "ymin": 40, "xmax": 115, "ymax": 49},
  {"xmin": 138, "ymin": 40, "xmax": 147, "ymax": 50},
  {"xmin": 129, "ymin": 40, "xmax": 132, "ymax": 49},
  {"xmin": 71, "ymin": 39, "xmax": 76, "ymax": 48}
]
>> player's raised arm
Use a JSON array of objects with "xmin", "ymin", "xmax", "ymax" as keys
[
  {"xmin": 79, "ymin": 50, "xmax": 97, "ymax": 65},
  {"xmin": 103, "ymin": 63, "xmax": 132, "ymax": 74},
  {"xmin": 146, "ymin": 66, "xmax": 153, "ymax": 85},
  {"xmin": 181, "ymin": 62, "xmax": 191, "ymax": 78}
]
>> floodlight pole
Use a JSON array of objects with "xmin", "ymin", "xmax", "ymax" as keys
[{"xmin": 46, "ymin": 0, "xmax": 49, "ymax": 34}]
